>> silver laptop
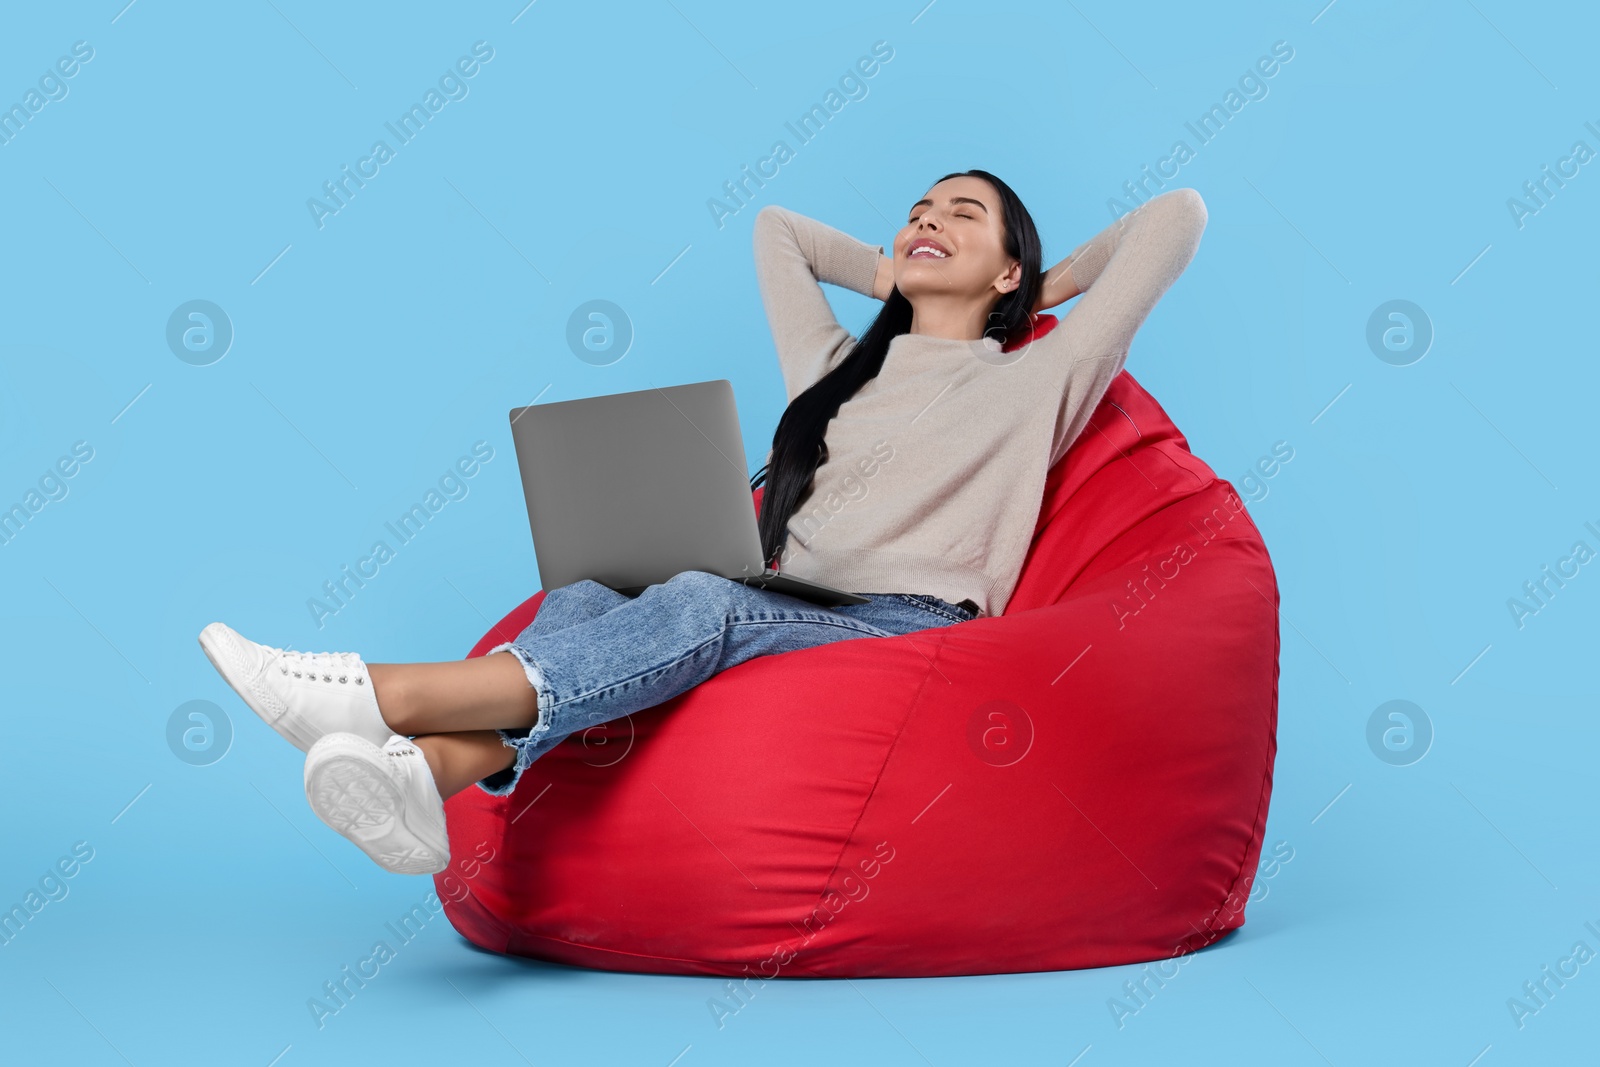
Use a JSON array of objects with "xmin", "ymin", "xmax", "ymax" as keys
[{"xmin": 508, "ymin": 379, "xmax": 869, "ymax": 607}]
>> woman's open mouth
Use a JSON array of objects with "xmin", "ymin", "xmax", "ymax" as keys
[{"xmin": 906, "ymin": 238, "xmax": 950, "ymax": 259}]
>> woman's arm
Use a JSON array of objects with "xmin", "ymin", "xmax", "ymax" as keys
[
  {"xmin": 1044, "ymin": 188, "xmax": 1207, "ymax": 353},
  {"xmin": 752, "ymin": 205, "xmax": 884, "ymax": 402},
  {"xmin": 1037, "ymin": 188, "xmax": 1209, "ymax": 469},
  {"xmin": 1034, "ymin": 189, "xmax": 1206, "ymax": 313},
  {"xmin": 872, "ymin": 252, "xmax": 895, "ymax": 302},
  {"xmin": 1035, "ymin": 231, "xmax": 1104, "ymax": 311},
  {"xmin": 1035, "ymin": 253, "xmax": 1084, "ymax": 311}
]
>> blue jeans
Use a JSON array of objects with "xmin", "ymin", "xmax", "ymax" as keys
[{"xmin": 475, "ymin": 570, "xmax": 980, "ymax": 796}]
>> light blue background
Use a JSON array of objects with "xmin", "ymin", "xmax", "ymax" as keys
[{"xmin": 2, "ymin": 1, "xmax": 1595, "ymax": 1064}]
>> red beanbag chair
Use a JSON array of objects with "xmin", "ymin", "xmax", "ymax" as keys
[{"xmin": 437, "ymin": 319, "xmax": 1280, "ymax": 977}]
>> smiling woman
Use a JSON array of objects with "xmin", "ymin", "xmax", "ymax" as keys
[{"xmin": 751, "ymin": 171, "xmax": 1208, "ymax": 618}]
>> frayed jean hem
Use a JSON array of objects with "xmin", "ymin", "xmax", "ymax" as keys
[{"xmin": 475, "ymin": 641, "xmax": 555, "ymax": 797}]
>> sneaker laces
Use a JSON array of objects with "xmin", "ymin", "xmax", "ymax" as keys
[
  {"xmin": 381, "ymin": 737, "xmax": 421, "ymax": 759},
  {"xmin": 275, "ymin": 647, "xmax": 367, "ymax": 684}
]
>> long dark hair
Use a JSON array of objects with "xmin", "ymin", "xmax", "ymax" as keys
[{"xmin": 749, "ymin": 168, "xmax": 1044, "ymax": 569}]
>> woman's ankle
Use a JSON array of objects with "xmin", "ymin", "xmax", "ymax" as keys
[
  {"xmin": 413, "ymin": 732, "xmax": 515, "ymax": 800},
  {"xmin": 366, "ymin": 663, "xmax": 412, "ymax": 735}
]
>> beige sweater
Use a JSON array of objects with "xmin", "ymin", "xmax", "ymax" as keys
[{"xmin": 751, "ymin": 187, "xmax": 1207, "ymax": 617}]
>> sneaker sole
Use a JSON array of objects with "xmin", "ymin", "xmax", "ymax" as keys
[
  {"xmin": 197, "ymin": 623, "xmax": 316, "ymax": 752},
  {"xmin": 305, "ymin": 736, "xmax": 448, "ymax": 875}
]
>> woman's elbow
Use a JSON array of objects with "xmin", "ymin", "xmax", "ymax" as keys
[
  {"xmin": 1168, "ymin": 187, "xmax": 1208, "ymax": 233},
  {"xmin": 754, "ymin": 203, "xmax": 795, "ymax": 234}
]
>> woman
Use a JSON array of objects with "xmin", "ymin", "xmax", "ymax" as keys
[{"xmin": 199, "ymin": 170, "xmax": 1207, "ymax": 876}]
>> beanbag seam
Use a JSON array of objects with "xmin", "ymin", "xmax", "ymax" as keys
[
  {"xmin": 1029, "ymin": 445, "xmax": 1205, "ymax": 550},
  {"xmin": 508, "ymin": 929, "xmax": 742, "ymax": 971},
  {"xmin": 799, "ymin": 627, "xmax": 950, "ymax": 929},
  {"xmin": 1197, "ymin": 734, "xmax": 1274, "ymax": 945},
  {"xmin": 506, "ymin": 928, "xmax": 843, "ymax": 978},
  {"xmin": 1049, "ymin": 482, "xmax": 1226, "ymax": 591},
  {"xmin": 1190, "ymin": 574, "xmax": 1281, "ymax": 949}
]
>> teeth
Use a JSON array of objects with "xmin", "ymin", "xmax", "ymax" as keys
[{"xmin": 910, "ymin": 245, "xmax": 947, "ymax": 258}]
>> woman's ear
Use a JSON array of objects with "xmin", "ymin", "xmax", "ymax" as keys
[{"xmin": 994, "ymin": 261, "xmax": 1022, "ymax": 293}]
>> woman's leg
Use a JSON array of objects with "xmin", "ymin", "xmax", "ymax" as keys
[
  {"xmin": 518, "ymin": 578, "xmax": 632, "ymax": 637},
  {"xmin": 350, "ymin": 581, "xmax": 633, "ymax": 800},
  {"xmin": 370, "ymin": 576, "xmax": 969, "ymax": 801},
  {"xmin": 367, "ymin": 652, "xmax": 538, "ymax": 736},
  {"xmin": 366, "ymin": 579, "xmax": 633, "ymax": 735},
  {"xmin": 411, "ymin": 732, "xmax": 515, "ymax": 800},
  {"xmin": 469, "ymin": 570, "xmax": 942, "ymax": 798}
]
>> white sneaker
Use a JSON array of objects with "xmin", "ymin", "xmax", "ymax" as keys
[
  {"xmin": 304, "ymin": 732, "xmax": 449, "ymax": 875},
  {"xmin": 197, "ymin": 622, "xmax": 398, "ymax": 753}
]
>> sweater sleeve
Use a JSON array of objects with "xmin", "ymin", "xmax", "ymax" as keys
[
  {"xmin": 752, "ymin": 205, "xmax": 884, "ymax": 403},
  {"xmin": 1041, "ymin": 187, "xmax": 1208, "ymax": 468}
]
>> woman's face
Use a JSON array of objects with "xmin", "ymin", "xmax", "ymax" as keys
[{"xmin": 892, "ymin": 175, "xmax": 1019, "ymax": 304}]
